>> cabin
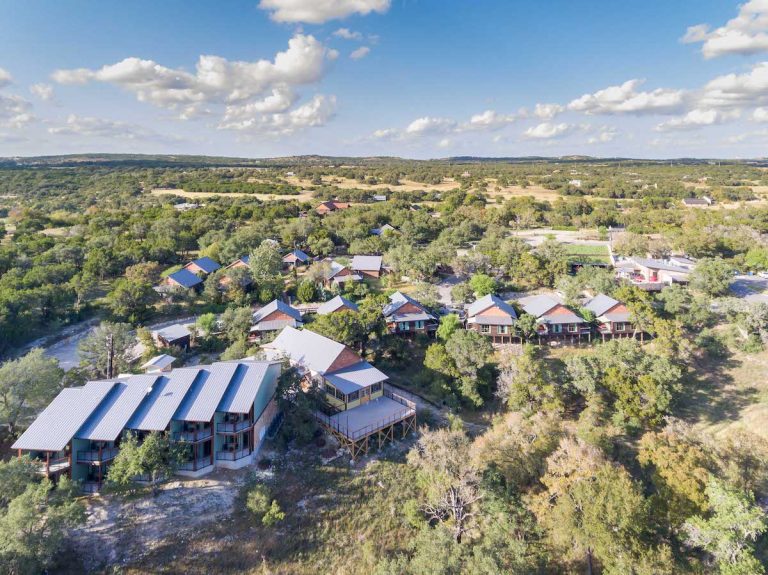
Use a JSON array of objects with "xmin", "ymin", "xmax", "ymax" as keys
[
  {"xmin": 317, "ymin": 295, "xmax": 359, "ymax": 316},
  {"xmin": 218, "ymin": 256, "xmax": 253, "ymax": 290},
  {"xmin": 263, "ymin": 327, "xmax": 416, "ymax": 458},
  {"xmin": 383, "ymin": 291, "xmax": 438, "ymax": 336},
  {"xmin": 322, "ymin": 260, "xmax": 362, "ymax": 288},
  {"xmin": 12, "ymin": 361, "xmax": 282, "ymax": 491},
  {"xmin": 518, "ymin": 294, "xmax": 591, "ymax": 342},
  {"xmin": 465, "ymin": 294, "xmax": 518, "ymax": 344},
  {"xmin": 140, "ymin": 354, "xmax": 176, "ymax": 374},
  {"xmin": 371, "ymin": 224, "xmax": 397, "ymax": 236},
  {"xmin": 249, "ymin": 300, "xmax": 303, "ymax": 342},
  {"xmin": 351, "ymin": 255, "xmax": 384, "ymax": 278},
  {"xmin": 183, "ymin": 257, "xmax": 221, "ymax": 276},
  {"xmin": 164, "ymin": 269, "xmax": 203, "ymax": 291},
  {"xmin": 282, "ymin": 249, "xmax": 310, "ymax": 267},
  {"xmin": 682, "ymin": 197, "xmax": 712, "ymax": 207},
  {"xmin": 316, "ymin": 201, "xmax": 350, "ymax": 215},
  {"xmin": 153, "ymin": 324, "xmax": 192, "ymax": 350},
  {"xmin": 584, "ymin": 294, "xmax": 636, "ymax": 340},
  {"xmin": 226, "ymin": 255, "xmax": 251, "ymax": 271}
]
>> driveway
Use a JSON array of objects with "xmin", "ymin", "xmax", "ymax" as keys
[{"xmin": 731, "ymin": 275, "xmax": 768, "ymax": 298}]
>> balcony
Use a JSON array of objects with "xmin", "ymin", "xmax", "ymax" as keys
[
  {"xmin": 76, "ymin": 447, "xmax": 119, "ymax": 464},
  {"xmin": 216, "ymin": 420, "xmax": 251, "ymax": 434},
  {"xmin": 36, "ymin": 456, "xmax": 70, "ymax": 475},
  {"xmin": 215, "ymin": 448, "xmax": 251, "ymax": 461},
  {"xmin": 178, "ymin": 457, "xmax": 213, "ymax": 472},
  {"xmin": 172, "ymin": 428, "xmax": 213, "ymax": 442}
]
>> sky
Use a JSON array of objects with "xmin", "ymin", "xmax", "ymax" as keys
[{"xmin": 2, "ymin": 0, "xmax": 768, "ymax": 159}]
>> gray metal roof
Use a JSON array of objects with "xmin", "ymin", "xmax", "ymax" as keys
[
  {"xmin": 153, "ymin": 324, "xmax": 191, "ymax": 342},
  {"xmin": 631, "ymin": 257, "xmax": 691, "ymax": 274},
  {"xmin": 141, "ymin": 354, "xmax": 175, "ymax": 370},
  {"xmin": 264, "ymin": 326, "xmax": 347, "ymax": 374},
  {"xmin": 317, "ymin": 295, "xmax": 358, "ymax": 315},
  {"xmin": 253, "ymin": 299, "xmax": 302, "ymax": 323},
  {"xmin": 390, "ymin": 312, "xmax": 435, "ymax": 323},
  {"xmin": 584, "ymin": 294, "xmax": 620, "ymax": 317},
  {"xmin": 127, "ymin": 368, "xmax": 201, "ymax": 431},
  {"xmin": 323, "ymin": 260, "xmax": 347, "ymax": 280},
  {"xmin": 518, "ymin": 294, "xmax": 562, "ymax": 318},
  {"xmin": 467, "ymin": 315, "xmax": 515, "ymax": 326},
  {"xmin": 324, "ymin": 361, "xmax": 388, "ymax": 395},
  {"xmin": 603, "ymin": 311, "xmax": 632, "ymax": 323},
  {"xmin": 466, "ymin": 294, "xmax": 518, "ymax": 319},
  {"xmin": 12, "ymin": 381, "xmax": 116, "ymax": 452},
  {"xmin": 76, "ymin": 375, "xmax": 158, "ymax": 442},
  {"xmin": 189, "ymin": 257, "xmax": 221, "ymax": 274},
  {"xmin": 250, "ymin": 318, "xmax": 301, "ymax": 332},
  {"xmin": 168, "ymin": 269, "xmax": 203, "ymax": 289},
  {"xmin": 173, "ymin": 362, "xmax": 240, "ymax": 423},
  {"xmin": 351, "ymin": 255, "xmax": 383, "ymax": 272},
  {"xmin": 333, "ymin": 273, "xmax": 362, "ymax": 284},
  {"xmin": 217, "ymin": 361, "xmax": 276, "ymax": 414}
]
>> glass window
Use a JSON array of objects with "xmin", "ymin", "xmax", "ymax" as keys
[
  {"xmin": 568, "ymin": 324, "xmax": 578, "ymax": 333},
  {"xmin": 415, "ymin": 320, "xmax": 424, "ymax": 329},
  {"xmin": 324, "ymin": 383, "xmax": 336, "ymax": 395},
  {"xmin": 615, "ymin": 323, "xmax": 625, "ymax": 332},
  {"xmin": 498, "ymin": 325, "xmax": 509, "ymax": 334},
  {"xmin": 348, "ymin": 391, "xmax": 360, "ymax": 402},
  {"xmin": 552, "ymin": 324, "xmax": 562, "ymax": 334},
  {"xmin": 480, "ymin": 324, "xmax": 491, "ymax": 334},
  {"xmin": 371, "ymin": 382, "xmax": 382, "ymax": 393}
]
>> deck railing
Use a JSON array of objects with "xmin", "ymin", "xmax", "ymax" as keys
[
  {"xmin": 315, "ymin": 390, "xmax": 416, "ymax": 441},
  {"xmin": 37, "ymin": 456, "xmax": 70, "ymax": 475},
  {"xmin": 76, "ymin": 447, "xmax": 119, "ymax": 463},
  {"xmin": 215, "ymin": 448, "xmax": 251, "ymax": 461},
  {"xmin": 172, "ymin": 428, "xmax": 213, "ymax": 442},
  {"xmin": 216, "ymin": 420, "xmax": 251, "ymax": 433},
  {"xmin": 178, "ymin": 457, "xmax": 213, "ymax": 472}
]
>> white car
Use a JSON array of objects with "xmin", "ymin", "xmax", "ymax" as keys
[{"xmin": 758, "ymin": 271, "xmax": 768, "ymax": 279}]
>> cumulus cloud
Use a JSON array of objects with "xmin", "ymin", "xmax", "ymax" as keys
[
  {"xmin": 258, "ymin": 0, "xmax": 390, "ymax": 24},
  {"xmin": 333, "ymin": 28, "xmax": 363, "ymax": 40},
  {"xmin": 48, "ymin": 114, "xmax": 177, "ymax": 141},
  {"xmin": 372, "ymin": 127, "xmax": 399, "ymax": 140},
  {"xmin": 567, "ymin": 79, "xmax": 686, "ymax": 115},
  {"xmin": 534, "ymin": 103, "xmax": 564, "ymax": 119},
  {"xmin": 218, "ymin": 94, "xmax": 336, "ymax": 135},
  {"xmin": 0, "ymin": 68, "xmax": 12, "ymax": 89},
  {"xmin": 699, "ymin": 61, "xmax": 768, "ymax": 110},
  {"xmin": 587, "ymin": 126, "xmax": 618, "ymax": 144},
  {"xmin": 523, "ymin": 122, "xmax": 574, "ymax": 139},
  {"xmin": 753, "ymin": 106, "xmax": 768, "ymax": 122},
  {"xmin": 29, "ymin": 83, "xmax": 54, "ymax": 101},
  {"xmin": 655, "ymin": 108, "xmax": 740, "ymax": 131},
  {"xmin": 373, "ymin": 108, "xmax": 523, "ymax": 141},
  {"xmin": 0, "ymin": 74, "xmax": 34, "ymax": 130},
  {"xmin": 460, "ymin": 109, "xmax": 519, "ymax": 131},
  {"xmin": 350, "ymin": 46, "xmax": 370, "ymax": 60},
  {"xmin": 682, "ymin": 0, "xmax": 768, "ymax": 59},
  {"xmin": 405, "ymin": 116, "xmax": 456, "ymax": 135}
]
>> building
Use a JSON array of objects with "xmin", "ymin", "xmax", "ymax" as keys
[
  {"xmin": 322, "ymin": 259, "xmax": 362, "ymax": 288},
  {"xmin": 371, "ymin": 223, "xmax": 397, "ymax": 236},
  {"xmin": 615, "ymin": 257, "xmax": 693, "ymax": 291},
  {"xmin": 584, "ymin": 294, "xmax": 636, "ymax": 340},
  {"xmin": 12, "ymin": 361, "xmax": 282, "ymax": 492},
  {"xmin": 316, "ymin": 201, "xmax": 351, "ymax": 215},
  {"xmin": 465, "ymin": 294, "xmax": 518, "ymax": 344},
  {"xmin": 164, "ymin": 269, "xmax": 203, "ymax": 291},
  {"xmin": 518, "ymin": 294, "xmax": 591, "ymax": 342},
  {"xmin": 373, "ymin": 194, "xmax": 388, "ymax": 202},
  {"xmin": 351, "ymin": 255, "xmax": 384, "ymax": 278},
  {"xmin": 282, "ymin": 249, "xmax": 311, "ymax": 267},
  {"xmin": 153, "ymin": 324, "xmax": 192, "ymax": 350},
  {"xmin": 264, "ymin": 327, "xmax": 416, "ymax": 458},
  {"xmin": 140, "ymin": 354, "xmax": 176, "ymax": 374},
  {"xmin": 249, "ymin": 300, "xmax": 303, "ymax": 342},
  {"xmin": 225, "ymin": 255, "xmax": 251, "ymax": 271},
  {"xmin": 682, "ymin": 197, "xmax": 712, "ymax": 207},
  {"xmin": 383, "ymin": 291, "xmax": 438, "ymax": 335},
  {"xmin": 183, "ymin": 257, "xmax": 221, "ymax": 276},
  {"xmin": 316, "ymin": 295, "xmax": 359, "ymax": 316}
]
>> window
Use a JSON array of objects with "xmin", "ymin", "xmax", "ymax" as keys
[
  {"xmin": 371, "ymin": 382, "xmax": 382, "ymax": 393},
  {"xmin": 480, "ymin": 324, "xmax": 491, "ymax": 334},
  {"xmin": 347, "ymin": 391, "xmax": 360, "ymax": 402},
  {"xmin": 498, "ymin": 325, "xmax": 509, "ymax": 334},
  {"xmin": 615, "ymin": 323, "xmax": 625, "ymax": 332},
  {"xmin": 415, "ymin": 320, "xmax": 424, "ymax": 330},
  {"xmin": 568, "ymin": 324, "xmax": 578, "ymax": 333},
  {"xmin": 398, "ymin": 322, "xmax": 410, "ymax": 331},
  {"xmin": 324, "ymin": 383, "xmax": 336, "ymax": 395},
  {"xmin": 552, "ymin": 324, "xmax": 562, "ymax": 334}
]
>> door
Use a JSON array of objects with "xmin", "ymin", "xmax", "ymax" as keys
[{"xmin": 360, "ymin": 387, "xmax": 371, "ymax": 405}]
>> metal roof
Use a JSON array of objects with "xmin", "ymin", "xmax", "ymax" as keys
[
  {"xmin": 466, "ymin": 294, "xmax": 518, "ymax": 319},
  {"xmin": 153, "ymin": 324, "xmax": 191, "ymax": 342},
  {"xmin": 217, "ymin": 361, "xmax": 276, "ymax": 414},
  {"xmin": 173, "ymin": 363, "xmax": 240, "ymax": 423},
  {"xmin": 141, "ymin": 354, "xmax": 175, "ymax": 370},
  {"xmin": 383, "ymin": 291, "xmax": 425, "ymax": 317},
  {"xmin": 317, "ymin": 295, "xmax": 358, "ymax": 315},
  {"xmin": 323, "ymin": 260, "xmax": 347, "ymax": 279},
  {"xmin": 603, "ymin": 311, "xmax": 632, "ymax": 323},
  {"xmin": 250, "ymin": 319, "xmax": 301, "ymax": 332},
  {"xmin": 76, "ymin": 375, "xmax": 158, "ymax": 442},
  {"xmin": 189, "ymin": 257, "xmax": 221, "ymax": 274},
  {"xmin": 518, "ymin": 294, "xmax": 562, "ymax": 318},
  {"xmin": 12, "ymin": 381, "xmax": 116, "ymax": 452},
  {"xmin": 467, "ymin": 315, "xmax": 515, "ymax": 326},
  {"xmin": 264, "ymin": 326, "xmax": 347, "ymax": 374},
  {"xmin": 168, "ymin": 269, "xmax": 203, "ymax": 289},
  {"xmin": 390, "ymin": 312, "xmax": 435, "ymax": 323},
  {"xmin": 333, "ymin": 273, "xmax": 362, "ymax": 284},
  {"xmin": 584, "ymin": 294, "xmax": 620, "ymax": 317},
  {"xmin": 351, "ymin": 255, "xmax": 383, "ymax": 272},
  {"xmin": 127, "ymin": 368, "xmax": 201, "ymax": 431},
  {"xmin": 324, "ymin": 361, "xmax": 388, "ymax": 395},
  {"xmin": 631, "ymin": 257, "xmax": 692, "ymax": 274},
  {"xmin": 253, "ymin": 299, "xmax": 303, "ymax": 323},
  {"xmin": 283, "ymin": 249, "xmax": 310, "ymax": 262}
]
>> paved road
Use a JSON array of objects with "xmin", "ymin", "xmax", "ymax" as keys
[{"xmin": 730, "ymin": 275, "xmax": 768, "ymax": 298}]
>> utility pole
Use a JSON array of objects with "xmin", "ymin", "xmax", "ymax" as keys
[{"xmin": 106, "ymin": 333, "xmax": 114, "ymax": 378}]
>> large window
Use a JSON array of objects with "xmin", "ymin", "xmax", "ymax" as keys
[
  {"xmin": 348, "ymin": 391, "xmax": 360, "ymax": 402},
  {"xmin": 568, "ymin": 324, "xmax": 578, "ymax": 333},
  {"xmin": 398, "ymin": 322, "xmax": 410, "ymax": 331},
  {"xmin": 552, "ymin": 324, "xmax": 562, "ymax": 334},
  {"xmin": 415, "ymin": 320, "xmax": 424, "ymax": 330},
  {"xmin": 480, "ymin": 324, "xmax": 491, "ymax": 334},
  {"xmin": 498, "ymin": 325, "xmax": 509, "ymax": 334},
  {"xmin": 615, "ymin": 323, "xmax": 625, "ymax": 332},
  {"xmin": 371, "ymin": 382, "xmax": 382, "ymax": 393},
  {"xmin": 324, "ymin": 383, "xmax": 336, "ymax": 396}
]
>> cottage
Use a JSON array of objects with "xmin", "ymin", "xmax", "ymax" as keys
[
  {"xmin": 164, "ymin": 268, "xmax": 203, "ymax": 291},
  {"xmin": 152, "ymin": 324, "xmax": 192, "ymax": 350},
  {"xmin": 12, "ymin": 360, "xmax": 282, "ymax": 491},
  {"xmin": 226, "ymin": 255, "xmax": 251, "ymax": 270},
  {"xmin": 322, "ymin": 259, "xmax": 362, "ymax": 288},
  {"xmin": 584, "ymin": 294, "xmax": 636, "ymax": 340},
  {"xmin": 351, "ymin": 255, "xmax": 383, "ymax": 278},
  {"xmin": 465, "ymin": 294, "xmax": 518, "ymax": 344},
  {"xmin": 316, "ymin": 201, "xmax": 350, "ymax": 215},
  {"xmin": 371, "ymin": 223, "xmax": 397, "ymax": 236},
  {"xmin": 282, "ymin": 249, "xmax": 310, "ymax": 267},
  {"xmin": 183, "ymin": 257, "xmax": 221, "ymax": 276},
  {"xmin": 317, "ymin": 295, "xmax": 359, "ymax": 316},
  {"xmin": 518, "ymin": 294, "xmax": 590, "ymax": 341},
  {"xmin": 250, "ymin": 300, "xmax": 303, "ymax": 342},
  {"xmin": 140, "ymin": 354, "xmax": 176, "ymax": 374},
  {"xmin": 383, "ymin": 291, "xmax": 438, "ymax": 335}
]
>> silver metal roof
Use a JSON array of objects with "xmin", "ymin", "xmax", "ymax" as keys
[
  {"xmin": 584, "ymin": 294, "xmax": 620, "ymax": 317},
  {"xmin": 317, "ymin": 295, "xmax": 358, "ymax": 315},
  {"xmin": 390, "ymin": 312, "xmax": 435, "ymax": 323},
  {"xmin": 141, "ymin": 354, "xmax": 175, "ymax": 370},
  {"xmin": 217, "ymin": 361, "xmax": 277, "ymax": 414},
  {"xmin": 250, "ymin": 319, "xmax": 301, "ymax": 332},
  {"xmin": 76, "ymin": 375, "xmax": 158, "ymax": 442},
  {"xmin": 173, "ymin": 362, "xmax": 240, "ymax": 423},
  {"xmin": 324, "ymin": 361, "xmax": 388, "ymax": 395},
  {"xmin": 351, "ymin": 255, "xmax": 383, "ymax": 272},
  {"xmin": 265, "ymin": 326, "xmax": 346, "ymax": 374},
  {"xmin": 127, "ymin": 368, "xmax": 201, "ymax": 431},
  {"xmin": 253, "ymin": 299, "xmax": 302, "ymax": 323},
  {"xmin": 518, "ymin": 294, "xmax": 562, "ymax": 318},
  {"xmin": 12, "ymin": 381, "xmax": 116, "ymax": 452},
  {"xmin": 153, "ymin": 324, "xmax": 191, "ymax": 342},
  {"xmin": 467, "ymin": 294, "xmax": 518, "ymax": 319}
]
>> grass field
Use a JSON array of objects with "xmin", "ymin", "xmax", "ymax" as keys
[
  {"xmin": 151, "ymin": 188, "xmax": 317, "ymax": 202},
  {"xmin": 563, "ymin": 243, "xmax": 611, "ymax": 263},
  {"xmin": 285, "ymin": 175, "xmax": 461, "ymax": 193}
]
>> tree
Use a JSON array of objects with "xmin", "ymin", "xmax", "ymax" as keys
[
  {"xmin": 468, "ymin": 273, "xmax": 496, "ymax": 297},
  {"xmin": 444, "ymin": 330, "xmax": 494, "ymax": 407},
  {"xmin": 78, "ymin": 322, "xmax": 136, "ymax": 379},
  {"xmin": 514, "ymin": 313, "xmax": 539, "ymax": 342},
  {"xmin": 296, "ymin": 280, "xmax": 317, "ymax": 303},
  {"xmin": 246, "ymin": 484, "xmax": 285, "ymax": 527},
  {"xmin": 496, "ymin": 345, "xmax": 563, "ymax": 414},
  {"xmin": 0, "ymin": 349, "xmax": 63, "ymax": 436},
  {"xmin": 690, "ymin": 258, "xmax": 733, "ymax": 297},
  {"xmin": 436, "ymin": 314, "xmax": 461, "ymax": 341},
  {"xmin": 107, "ymin": 277, "xmax": 157, "ymax": 323},
  {"xmin": 412, "ymin": 282, "xmax": 441, "ymax": 311},
  {"xmin": 534, "ymin": 240, "xmax": 568, "ymax": 287},
  {"xmin": 219, "ymin": 306, "xmax": 253, "ymax": 345},
  {"xmin": 744, "ymin": 247, "xmax": 768, "ymax": 271},
  {"xmin": 249, "ymin": 240, "xmax": 284, "ymax": 301},
  {"xmin": 450, "ymin": 282, "xmax": 474, "ymax": 304},
  {"xmin": 684, "ymin": 478, "xmax": 767, "ymax": 575},
  {"xmin": 107, "ymin": 432, "xmax": 185, "ymax": 495},
  {"xmin": 195, "ymin": 312, "xmax": 217, "ymax": 337},
  {"xmin": 308, "ymin": 310, "xmax": 367, "ymax": 349}
]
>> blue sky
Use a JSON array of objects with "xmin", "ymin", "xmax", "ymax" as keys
[{"xmin": 1, "ymin": 0, "xmax": 768, "ymax": 158}]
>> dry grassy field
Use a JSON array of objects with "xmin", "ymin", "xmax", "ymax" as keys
[{"xmin": 150, "ymin": 188, "xmax": 317, "ymax": 202}]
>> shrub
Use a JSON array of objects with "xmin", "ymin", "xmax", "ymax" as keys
[{"xmin": 246, "ymin": 484, "xmax": 285, "ymax": 527}]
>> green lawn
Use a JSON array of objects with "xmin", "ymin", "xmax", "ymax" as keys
[{"xmin": 563, "ymin": 243, "xmax": 611, "ymax": 263}]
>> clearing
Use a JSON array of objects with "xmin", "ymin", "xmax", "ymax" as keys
[{"xmin": 150, "ymin": 188, "xmax": 317, "ymax": 202}]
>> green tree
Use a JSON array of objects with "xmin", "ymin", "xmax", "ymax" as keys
[
  {"xmin": 107, "ymin": 432, "xmax": 185, "ymax": 495},
  {"xmin": 297, "ymin": 279, "xmax": 317, "ymax": 303},
  {"xmin": 450, "ymin": 282, "xmax": 474, "ymax": 304},
  {"xmin": 690, "ymin": 257, "xmax": 733, "ymax": 297},
  {"xmin": 107, "ymin": 277, "xmax": 157, "ymax": 323},
  {"xmin": 469, "ymin": 273, "xmax": 496, "ymax": 297},
  {"xmin": 195, "ymin": 312, "xmax": 217, "ymax": 337},
  {"xmin": 78, "ymin": 321, "xmax": 136, "ymax": 379},
  {"xmin": 514, "ymin": 313, "xmax": 539, "ymax": 342},
  {"xmin": 308, "ymin": 310, "xmax": 367, "ymax": 349},
  {"xmin": 436, "ymin": 314, "xmax": 461, "ymax": 341},
  {"xmin": 497, "ymin": 345, "xmax": 563, "ymax": 414},
  {"xmin": 220, "ymin": 306, "xmax": 253, "ymax": 344}
]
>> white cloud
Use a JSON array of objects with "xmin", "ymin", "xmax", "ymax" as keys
[
  {"xmin": 567, "ymin": 79, "xmax": 686, "ymax": 115},
  {"xmin": 350, "ymin": 46, "xmax": 371, "ymax": 60},
  {"xmin": 682, "ymin": 0, "xmax": 768, "ymax": 59},
  {"xmin": 587, "ymin": 126, "xmax": 618, "ymax": 144},
  {"xmin": 523, "ymin": 122, "xmax": 573, "ymax": 139},
  {"xmin": 405, "ymin": 116, "xmax": 456, "ymax": 135},
  {"xmin": 655, "ymin": 108, "xmax": 740, "ymax": 131},
  {"xmin": 373, "ymin": 108, "xmax": 522, "ymax": 141},
  {"xmin": 29, "ymin": 83, "xmax": 54, "ymax": 102},
  {"xmin": 753, "ymin": 106, "xmax": 768, "ymax": 122},
  {"xmin": 0, "ymin": 68, "xmax": 12, "ymax": 89},
  {"xmin": 0, "ymin": 77, "xmax": 34, "ymax": 130},
  {"xmin": 460, "ymin": 109, "xmax": 518, "ymax": 131},
  {"xmin": 333, "ymin": 28, "xmax": 363, "ymax": 40},
  {"xmin": 437, "ymin": 138, "xmax": 451, "ymax": 148},
  {"xmin": 217, "ymin": 94, "xmax": 336, "ymax": 135},
  {"xmin": 534, "ymin": 103, "xmax": 564, "ymax": 119},
  {"xmin": 48, "ymin": 114, "xmax": 176, "ymax": 141},
  {"xmin": 372, "ymin": 127, "xmax": 398, "ymax": 140},
  {"xmin": 258, "ymin": 0, "xmax": 390, "ymax": 24},
  {"xmin": 726, "ymin": 128, "xmax": 768, "ymax": 143},
  {"xmin": 699, "ymin": 61, "xmax": 768, "ymax": 110}
]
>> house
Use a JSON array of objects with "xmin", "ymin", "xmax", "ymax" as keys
[
  {"xmin": 153, "ymin": 324, "xmax": 192, "ymax": 350},
  {"xmin": 373, "ymin": 194, "xmax": 387, "ymax": 202},
  {"xmin": 249, "ymin": 300, "xmax": 303, "ymax": 342},
  {"xmin": 164, "ymin": 269, "xmax": 203, "ymax": 291},
  {"xmin": 173, "ymin": 202, "xmax": 201, "ymax": 211},
  {"xmin": 316, "ymin": 201, "xmax": 350, "ymax": 215},
  {"xmin": 12, "ymin": 360, "xmax": 282, "ymax": 491},
  {"xmin": 383, "ymin": 292, "xmax": 438, "ymax": 335},
  {"xmin": 183, "ymin": 257, "xmax": 221, "ymax": 276},
  {"xmin": 263, "ymin": 327, "xmax": 415, "ymax": 458},
  {"xmin": 371, "ymin": 224, "xmax": 397, "ymax": 236},
  {"xmin": 322, "ymin": 260, "xmax": 362, "ymax": 288},
  {"xmin": 615, "ymin": 257, "xmax": 693, "ymax": 290},
  {"xmin": 351, "ymin": 255, "xmax": 384, "ymax": 278},
  {"xmin": 584, "ymin": 294, "xmax": 636, "ymax": 340},
  {"xmin": 226, "ymin": 255, "xmax": 251, "ymax": 271},
  {"xmin": 682, "ymin": 197, "xmax": 712, "ymax": 207},
  {"xmin": 282, "ymin": 249, "xmax": 311, "ymax": 267},
  {"xmin": 465, "ymin": 294, "xmax": 518, "ymax": 344},
  {"xmin": 518, "ymin": 294, "xmax": 591, "ymax": 342},
  {"xmin": 140, "ymin": 354, "xmax": 176, "ymax": 374},
  {"xmin": 316, "ymin": 295, "xmax": 359, "ymax": 316}
]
